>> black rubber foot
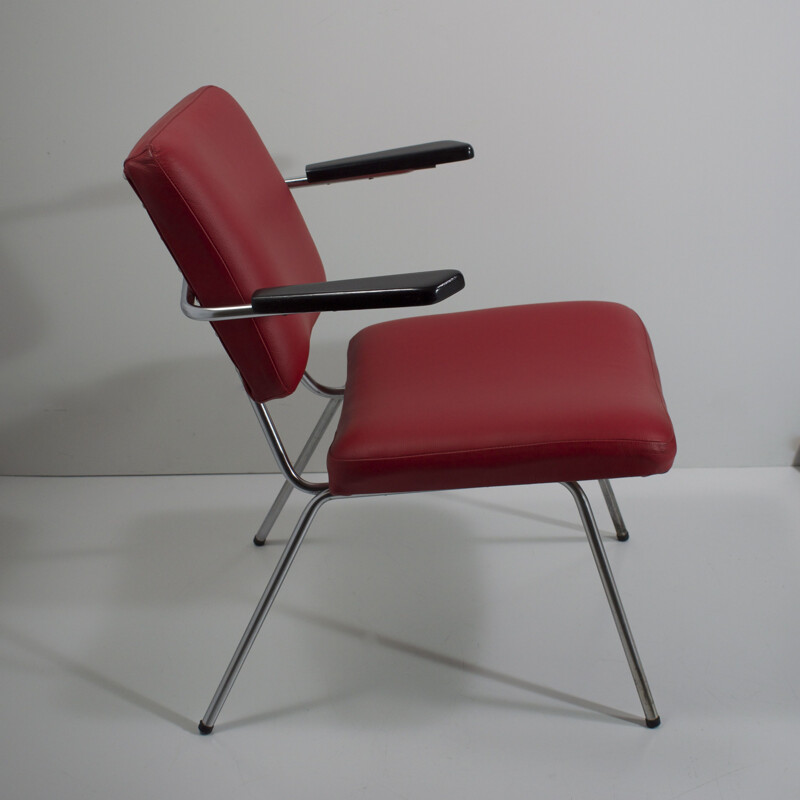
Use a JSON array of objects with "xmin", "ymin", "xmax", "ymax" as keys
[
  {"xmin": 617, "ymin": 530, "xmax": 630, "ymax": 542},
  {"xmin": 646, "ymin": 716, "xmax": 661, "ymax": 729},
  {"xmin": 198, "ymin": 721, "xmax": 214, "ymax": 735},
  {"xmin": 253, "ymin": 536, "xmax": 266, "ymax": 547}
]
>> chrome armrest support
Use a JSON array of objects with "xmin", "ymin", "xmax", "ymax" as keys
[
  {"xmin": 180, "ymin": 280, "xmax": 275, "ymax": 322},
  {"xmin": 181, "ymin": 286, "xmax": 345, "ymax": 395},
  {"xmin": 180, "ymin": 269, "xmax": 464, "ymax": 321},
  {"xmin": 284, "ymin": 171, "xmax": 412, "ymax": 189}
]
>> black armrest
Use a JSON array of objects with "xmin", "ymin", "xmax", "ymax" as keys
[
  {"xmin": 251, "ymin": 270, "xmax": 464, "ymax": 314},
  {"xmin": 305, "ymin": 141, "xmax": 474, "ymax": 184}
]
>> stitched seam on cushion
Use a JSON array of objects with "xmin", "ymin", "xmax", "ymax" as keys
[
  {"xmin": 329, "ymin": 437, "xmax": 672, "ymax": 465},
  {"xmin": 143, "ymin": 87, "xmax": 210, "ymax": 150},
  {"xmin": 146, "ymin": 118, "xmax": 292, "ymax": 396}
]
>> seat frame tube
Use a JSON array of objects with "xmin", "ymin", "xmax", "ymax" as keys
[
  {"xmin": 248, "ymin": 397, "xmax": 329, "ymax": 495},
  {"xmin": 561, "ymin": 481, "xmax": 660, "ymax": 727},
  {"xmin": 253, "ymin": 391, "xmax": 341, "ymax": 545}
]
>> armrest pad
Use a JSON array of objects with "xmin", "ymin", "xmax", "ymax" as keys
[
  {"xmin": 305, "ymin": 141, "xmax": 474, "ymax": 183},
  {"xmin": 251, "ymin": 270, "xmax": 464, "ymax": 314}
]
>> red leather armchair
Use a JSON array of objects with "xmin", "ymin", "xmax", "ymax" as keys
[{"xmin": 125, "ymin": 86, "xmax": 675, "ymax": 734}]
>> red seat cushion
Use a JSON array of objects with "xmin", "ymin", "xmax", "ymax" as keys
[{"xmin": 327, "ymin": 301, "xmax": 676, "ymax": 496}]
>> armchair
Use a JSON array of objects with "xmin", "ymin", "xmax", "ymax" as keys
[{"xmin": 124, "ymin": 86, "xmax": 675, "ymax": 735}]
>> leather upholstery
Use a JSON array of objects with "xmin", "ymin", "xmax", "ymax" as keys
[
  {"xmin": 125, "ymin": 86, "xmax": 676, "ymax": 497},
  {"xmin": 328, "ymin": 302, "xmax": 676, "ymax": 495},
  {"xmin": 124, "ymin": 86, "xmax": 326, "ymax": 401}
]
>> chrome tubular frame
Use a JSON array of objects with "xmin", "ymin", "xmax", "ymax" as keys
[
  {"xmin": 199, "ymin": 488, "xmax": 335, "ymax": 734},
  {"xmin": 178, "ymin": 279, "xmax": 345, "ymax": 538},
  {"xmin": 301, "ymin": 371, "xmax": 345, "ymax": 398},
  {"xmin": 248, "ymin": 397, "xmax": 329, "ymax": 495},
  {"xmin": 599, "ymin": 479, "xmax": 630, "ymax": 541},
  {"xmin": 561, "ymin": 481, "xmax": 660, "ymax": 727},
  {"xmin": 180, "ymin": 279, "xmax": 280, "ymax": 322},
  {"xmin": 284, "ymin": 175, "xmax": 309, "ymax": 188},
  {"xmin": 198, "ymin": 478, "xmax": 659, "ymax": 734},
  {"xmin": 177, "ymin": 280, "xmax": 658, "ymax": 732},
  {"xmin": 253, "ymin": 390, "xmax": 342, "ymax": 545},
  {"xmin": 252, "ymin": 373, "xmax": 344, "ymax": 546},
  {"xmin": 284, "ymin": 172, "xmax": 411, "ymax": 189}
]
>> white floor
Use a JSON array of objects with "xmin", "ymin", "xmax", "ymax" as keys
[{"xmin": 1, "ymin": 469, "xmax": 799, "ymax": 798}]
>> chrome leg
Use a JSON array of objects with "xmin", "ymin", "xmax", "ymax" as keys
[
  {"xmin": 253, "ymin": 396, "xmax": 341, "ymax": 546},
  {"xmin": 561, "ymin": 482, "xmax": 660, "ymax": 728},
  {"xmin": 199, "ymin": 489, "xmax": 334, "ymax": 734},
  {"xmin": 598, "ymin": 479, "xmax": 629, "ymax": 542},
  {"xmin": 254, "ymin": 480, "xmax": 296, "ymax": 546}
]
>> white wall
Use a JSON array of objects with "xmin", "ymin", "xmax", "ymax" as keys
[{"xmin": 1, "ymin": 1, "xmax": 799, "ymax": 475}]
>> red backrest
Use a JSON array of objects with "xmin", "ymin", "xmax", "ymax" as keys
[{"xmin": 124, "ymin": 86, "xmax": 326, "ymax": 401}]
